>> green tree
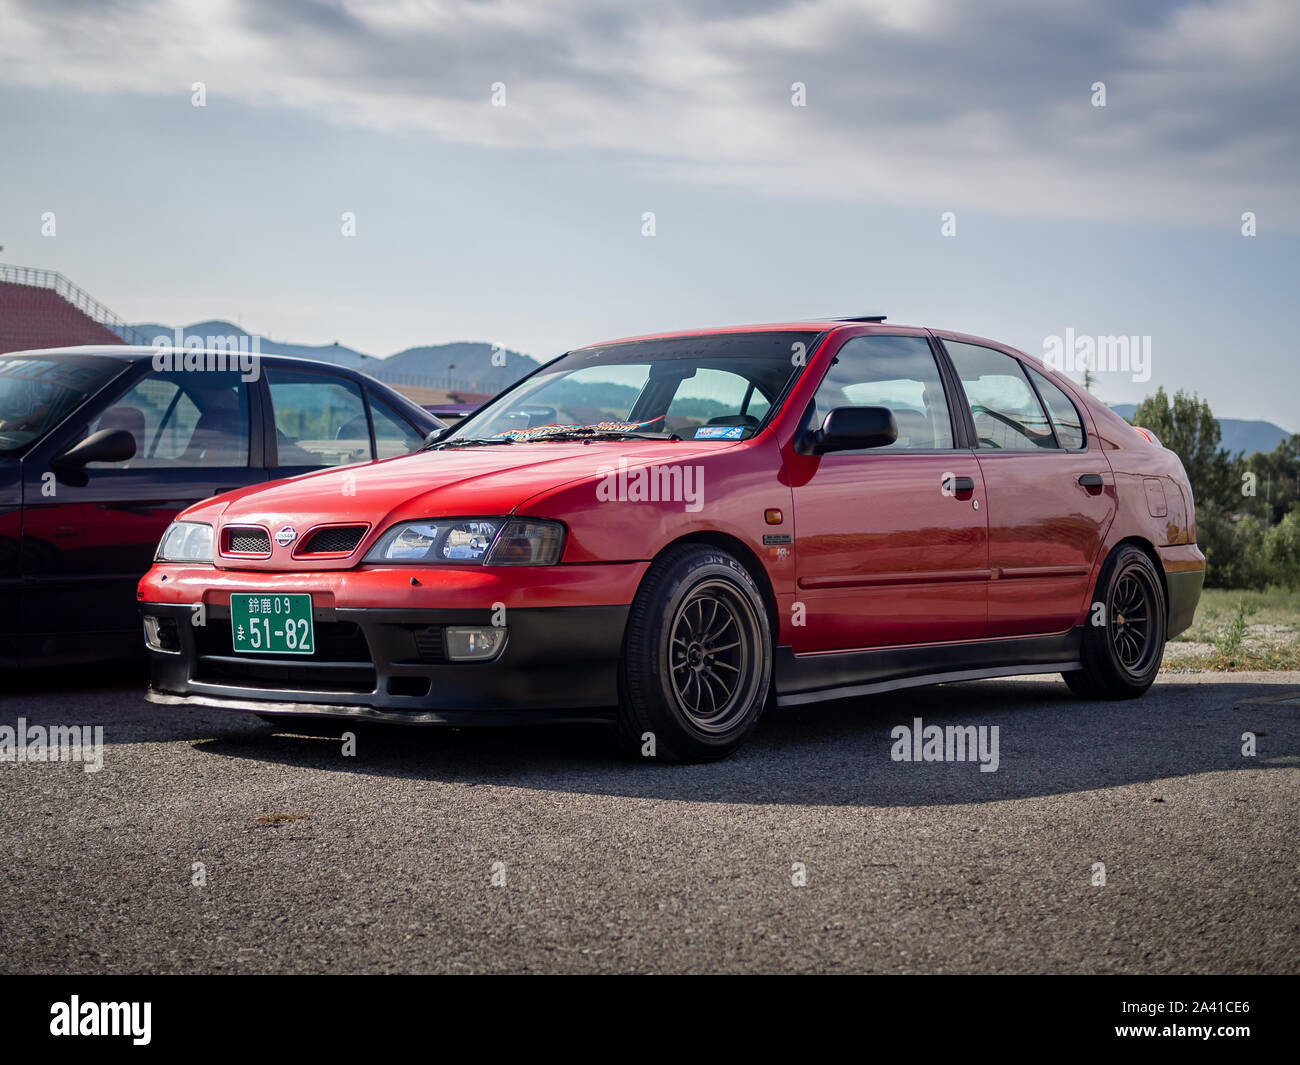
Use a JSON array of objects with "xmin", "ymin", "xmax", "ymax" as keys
[
  {"xmin": 1242, "ymin": 433, "xmax": 1300, "ymax": 529},
  {"xmin": 1264, "ymin": 509, "xmax": 1300, "ymax": 589},
  {"xmin": 1131, "ymin": 387, "xmax": 1239, "ymax": 513}
]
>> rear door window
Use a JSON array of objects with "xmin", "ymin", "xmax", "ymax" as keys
[
  {"xmin": 369, "ymin": 394, "xmax": 426, "ymax": 458},
  {"xmin": 267, "ymin": 369, "xmax": 370, "ymax": 467},
  {"xmin": 1027, "ymin": 366, "xmax": 1086, "ymax": 450},
  {"xmin": 945, "ymin": 342, "xmax": 1057, "ymax": 450}
]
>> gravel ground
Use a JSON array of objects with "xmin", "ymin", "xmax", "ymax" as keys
[{"xmin": 1, "ymin": 669, "xmax": 1297, "ymax": 974}]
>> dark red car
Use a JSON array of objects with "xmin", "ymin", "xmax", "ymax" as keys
[
  {"xmin": 0, "ymin": 346, "xmax": 440, "ymax": 667},
  {"xmin": 139, "ymin": 320, "xmax": 1205, "ymax": 761}
]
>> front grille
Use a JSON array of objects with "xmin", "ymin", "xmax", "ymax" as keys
[
  {"xmin": 225, "ymin": 527, "xmax": 271, "ymax": 555},
  {"xmin": 193, "ymin": 620, "xmax": 375, "ymax": 693},
  {"xmin": 298, "ymin": 525, "xmax": 367, "ymax": 555}
]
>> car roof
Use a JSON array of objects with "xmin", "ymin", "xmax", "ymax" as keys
[
  {"xmin": 588, "ymin": 318, "xmax": 944, "ymax": 343},
  {"xmin": 583, "ymin": 319, "xmax": 1043, "ymax": 363},
  {"xmin": 583, "ymin": 319, "xmax": 859, "ymax": 346},
  {"xmin": 1, "ymin": 345, "xmax": 383, "ymax": 380}
]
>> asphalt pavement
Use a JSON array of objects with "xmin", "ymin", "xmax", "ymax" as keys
[{"xmin": 1, "ymin": 667, "xmax": 1296, "ymax": 973}]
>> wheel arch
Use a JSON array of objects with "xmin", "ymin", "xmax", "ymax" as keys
[
  {"xmin": 647, "ymin": 531, "xmax": 780, "ymax": 642},
  {"xmin": 1109, "ymin": 534, "xmax": 1169, "ymax": 617}
]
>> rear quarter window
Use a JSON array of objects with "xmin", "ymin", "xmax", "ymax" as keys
[{"xmin": 1027, "ymin": 366, "xmax": 1086, "ymax": 449}]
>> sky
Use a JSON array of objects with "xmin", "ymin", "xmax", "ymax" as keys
[{"xmin": 0, "ymin": 0, "xmax": 1296, "ymax": 427}]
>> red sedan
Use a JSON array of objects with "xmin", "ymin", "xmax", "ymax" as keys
[{"xmin": 139, "ymin": 319, "xmax": 1205, "ymax": 762}]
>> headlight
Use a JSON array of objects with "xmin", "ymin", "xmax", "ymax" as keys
[
  {"xmin": 363, "ymin": 518, "xmax": 564, "ymax": 566},
  {"xmin": 156, "ymin": 521, "xmax": 214, "ymax": 562}
]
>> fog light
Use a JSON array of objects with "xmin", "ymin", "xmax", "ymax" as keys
[
  {"xmin": 143, "ymin": 615, "xmax": 181, "ymax": 653},
  {"xmin": 445, "ymin": 627, "xmax": 507, "ymax": 661}
]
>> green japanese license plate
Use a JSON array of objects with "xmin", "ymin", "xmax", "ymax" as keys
[{"xmin": 230, "ymin": 593, "xmax": 315, "ymax": 655}]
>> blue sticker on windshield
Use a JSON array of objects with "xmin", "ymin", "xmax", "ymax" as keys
[{"xmin": 694, "ymin": 425, "xmax": 745, "ymax": 439}]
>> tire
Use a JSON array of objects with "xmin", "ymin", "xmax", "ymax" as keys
[
  {"xmin": 615, "ymin": 543, "xmax": 772, "ymax": 763},
  {"xmin": 1062, "ymin": 543, "xmax": 1166, "ymax": 699}
]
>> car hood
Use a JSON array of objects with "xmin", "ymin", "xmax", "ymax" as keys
[{"xmin": 193, "ymin": 440, "xmax": 734, "ymax": 569}]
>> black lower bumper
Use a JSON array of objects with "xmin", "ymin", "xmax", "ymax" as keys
[
  {"xmin": 142, "ymin": 601, "xmax": 628, "ymax": 722},
  {"xmin": 1165, "ymin": 567, "xmax": 1204, "ymax": 639}
]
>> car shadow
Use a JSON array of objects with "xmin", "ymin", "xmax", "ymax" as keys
[
  {"xmin": 2, "ymin": 663, "xmax": 257, "ymax": 745},
  {"xmin": 2, "ymin": 659, "xmax": 147, "ymax": 691},
  {"xmin": 166, "ymin": 676, "xmax": 1300, "ymax": 808}
]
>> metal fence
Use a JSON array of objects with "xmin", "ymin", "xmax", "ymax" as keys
[
  {"xmin": 0, "ymin": 263, "xmax": 146, "ymax": 345},
  {"xmin": 0, "ymin": 263, "xmax": 524, "ymax": 392}
]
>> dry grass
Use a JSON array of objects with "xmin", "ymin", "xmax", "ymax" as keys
[{"xmin": 1162, "ymin": 588, "xmax": 1300, "ymax": 671}]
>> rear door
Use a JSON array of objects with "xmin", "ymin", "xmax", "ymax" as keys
[
  {"xmin": 264, "ymin": 367, "xmax": 373, "ymax": 476},
  {"xmin": 20, "ymin": 366, "xmax": 266, "ymax": 662},
  {"xmin": 789, "ymin": 334, "xmax": 989, "ymax": 653},
  {"xmin": 262, "ymin": 367, "xmax": 434, "ymax": 475},
  {"xmin": 940, "ymin": 339, "xmax": 1115, "ymax": 637}
]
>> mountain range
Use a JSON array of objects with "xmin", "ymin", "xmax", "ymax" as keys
[
  {"xmin": 1107, "ymin": 404, "xmax": 1291, "ymax": 458},
  {"xmin": 126, "ymin": 321, "xmax": 539, "ymax": 394}
]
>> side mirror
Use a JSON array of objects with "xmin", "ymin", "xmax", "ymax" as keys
[
  {"xmin": 803, "ymin": 406, "xmax": 898, "ymax": 455},
  {"xmin": 51, "ymin": 428, "xmax": 137, "ymax": 483},
  {"xmin": 423, "ymin": 427, "xmax": 448, "ymax": 447}
]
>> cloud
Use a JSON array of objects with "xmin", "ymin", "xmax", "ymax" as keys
[{"xmin": 2, "ymin": 0, "xmax": 1296, "ymax": 225}]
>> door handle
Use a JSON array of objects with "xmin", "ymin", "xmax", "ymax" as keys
[
  {"xmin": 1078, "ymin": 474, "xmax": 1104, "ymax": 488},
  {"xmin": 943, "ymin": 475, "xmax": 975, "ymax": 494}
]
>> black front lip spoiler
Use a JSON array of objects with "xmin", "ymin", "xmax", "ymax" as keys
[
  {"xmin": 144, "ymin": 690, "xmax": 613, "ymax": 727},
  {"xmin": 142, "ymin": 602, "xmax": 629, "ymax": 716}
]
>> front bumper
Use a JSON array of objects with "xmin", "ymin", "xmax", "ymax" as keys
[{"xmin": 142, "ymin": 600, "xmax": 629, "ymax": 723}]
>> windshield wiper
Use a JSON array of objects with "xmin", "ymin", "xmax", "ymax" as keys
[
  {"xmin": 432, "ymin": 422, "xmax": 682, "ymax": 448},
  {"xmin": 428, "ymin": 436, "xmax": 516, "ymax": 450}
]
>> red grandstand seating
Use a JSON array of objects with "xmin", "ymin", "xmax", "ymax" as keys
[{"xmin": 0, "ymin": 279, "xmax": 127, "ymax": 354}]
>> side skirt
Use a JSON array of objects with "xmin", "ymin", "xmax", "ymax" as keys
[{"xmin": 774, "ymin": 629, "xmax": 1084, "ymax": 708}]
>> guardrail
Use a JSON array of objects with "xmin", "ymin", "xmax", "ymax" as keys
[
  {"xmin": 0, "ymin": 263, "xmax": 146, "ymax": 345},
  {"xmin": 0, "ymin": 263, "xmax": 526, "ymax": 391}
]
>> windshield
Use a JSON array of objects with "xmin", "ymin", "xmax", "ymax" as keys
[
  {"xmin": 440, "ymin": 331, "xmax": 822, "ymax": 445},
  {"xmin": 0, "ymin": 356, "xmax": 126, "ymax": 455}
]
